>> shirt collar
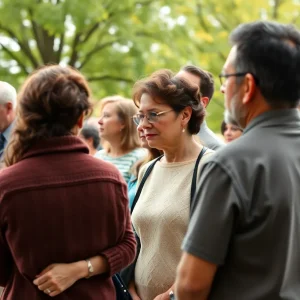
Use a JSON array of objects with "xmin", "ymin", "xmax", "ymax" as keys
[
  {"xmin": 243, "ymin": 108, "xmax": 300, "ymax": 134},
  {"xmin": 200, "ymin": 120, "xmax": 208, "ymax": 130}
]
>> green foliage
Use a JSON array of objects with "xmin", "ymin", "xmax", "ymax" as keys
[
  {"xmin": 181, "ymin": 0, "xmax": 300, "ymax": 131},
  {"xmin": 0, "ymin": 0, "xmax": 300, "ymax": 132}
]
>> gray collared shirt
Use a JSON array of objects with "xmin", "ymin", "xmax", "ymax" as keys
[
  {"xmin": 197, "ymin": 121, "xmax": 225, "ymax": 150},
  {"xmin": 183, "ymin": 109, "xmax": 300, "ymax": 300}
]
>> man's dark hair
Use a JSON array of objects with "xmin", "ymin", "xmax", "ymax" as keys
[
  {"xmin": 230, "ymin": 21, "xmax": 300, "ymax": 108},
  {"xmin": 181, "ymin": 65, "xmax": 215, "ymax": 101},
  {"xmin": 80, "ymin": 125, "xmax": 100, "ymax": 149}
]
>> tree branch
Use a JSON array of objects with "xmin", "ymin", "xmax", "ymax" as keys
[
  {"xmin": 80, "ymin": 22, "xmax": 101, "ymax": 44},
  {"xmin": 0, "ymin": 24, "xmax": 39, "ymax": 68},
  {"xmin": 78, "ymin": 38, "xmax": 124, "ymax": 70},
  {"xmin": 196, "ymin": 2, "xmax": 210, "ymax": 32},
  {"xmin": 212, "ymin": 14, "xmax": 231, "ymax": 31},
  {"xmin": 272, "ymin": 0, "xmax": 284, "ymax": 20},
  {"xmin": 28, "ymin": 8, "xmax": 45, "ymax": 62},
  {"xmin": 218, "ymin": 51, "xmax": 227, "ymax": 61},
  {"xmin": 42, "ymin": 29, "xmax": 57, "ymax": 63},
  {"xmin": 69, "ymin": 33, "xmax": 82, "ymax": 66},
  {"xmin": 87, "ymin": 75, "xmax": 134, "ymax": 83},
  {"xmin": 57, "ymin": 32, "xmax": 65, "ymax": 62},
  {"xmin": 79, "ymin": 0, "xmax": 158, "ymax": 49},
  {"xmin": 0, "ymin": 43, "xmax": 29, "ymax": 74}
]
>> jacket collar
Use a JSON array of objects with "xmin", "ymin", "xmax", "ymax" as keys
[
  {"xmin": 244, "ymin": 108, "xmax": 300, "ymax": 134},
  {"xmin": 22, "ymin": 136, "xmax": 89, "ymax": 160}
]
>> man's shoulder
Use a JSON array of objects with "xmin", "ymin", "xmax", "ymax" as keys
[
  {"xmin": 198, "ymin": 122, "xmax": 225, "ymax": 150},
  {"xmin": 203, "ymin": 135, "xmax": 252, "ymax": 169}
]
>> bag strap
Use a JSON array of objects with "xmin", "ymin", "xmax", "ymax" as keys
[
  {"xmin": 130, "ymin": 155, "xmax": 163, "ymax": 214},
  {"xmin": 190, "ymin": 146, "xmax": 208, "ymax": 202}
]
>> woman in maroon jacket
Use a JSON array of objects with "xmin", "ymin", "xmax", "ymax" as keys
[{"xmin": 0, "ymin": 65, "xmax": 136, "ymax": 299}]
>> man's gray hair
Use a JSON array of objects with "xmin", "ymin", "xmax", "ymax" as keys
[{"xmin": 0, "ymin": 81, "xmax": 17, "ymax": 108}]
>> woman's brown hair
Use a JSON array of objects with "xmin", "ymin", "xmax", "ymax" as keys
[
  {"xmin": 99, "ymin": 96, "xmax": 140, "ymax": 153},
  {"xmin": 220, "ymin": 120, "xmax": 243, "ymax": 135},
  {"xmin": 132, "ymin": 69, "xmax": 205, "ymax": 134},
  {"xmin": 131, "ymin": 147, "xmax": 162, "ymax": 179},
  {"xmin": 5, "ymin": 65, "xmax": 92, "ymax": 166}
]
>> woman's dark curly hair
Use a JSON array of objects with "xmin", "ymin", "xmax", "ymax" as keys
[
  {"xmin": 132, "ymin": 69, "xmax": 205, "ymax": 134},
  {"xmin": 5, "ymin": 65, "xmax": 92, "ymax": 166}
]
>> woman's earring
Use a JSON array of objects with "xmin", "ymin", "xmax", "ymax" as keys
[{"xmin": 182, "ymin": 128, "xmax": 185, "ymax": 133}]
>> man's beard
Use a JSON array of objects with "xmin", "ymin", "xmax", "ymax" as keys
[{"xmin": 224, "ymin": 93, "xmax": 246, "ymax": 129}]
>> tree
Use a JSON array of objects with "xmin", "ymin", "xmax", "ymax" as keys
[
  {"xmin": 0, "ymin": 0, "xmax": 193, "ymax": 97},
  {"xmin": 180, "ymin": 0, "xmax": 300, "ymax": 131},
  {"xmin": 1, "ymin": 0, "xmax": 300, "ymax": 132}
]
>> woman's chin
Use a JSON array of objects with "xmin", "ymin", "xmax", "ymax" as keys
[
  {"xmin": 147, "ymin": 140, "xmax": 160, "ymax": 149},
  {"xmin": 140, "ymin": 141, "xmax": 148, "ymax": 148}
]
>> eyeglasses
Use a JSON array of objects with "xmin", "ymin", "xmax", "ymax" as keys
[
  {"xmin": 218, "ymin": 72, "xmax": 248, "ymax": 86},
  {"xmin": 219, "ymin": 72, "xmax": 259, "ymax": 86},
  {"xmin": 132, "ymin": 109, "xmax": 173, "ymax": 126}
]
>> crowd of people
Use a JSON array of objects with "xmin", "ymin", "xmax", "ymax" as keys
[{"xmin": 0, "ymin": 20, "xmax": 300, "ymax": 300}]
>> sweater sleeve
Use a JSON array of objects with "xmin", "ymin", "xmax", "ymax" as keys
[
  {"xmin": 100, "ymin": 182, "xmax": 136, "ymax": 276},
  {"xmin": 0, "ymin": 225, "xmax": 13, "ymax": 286}
]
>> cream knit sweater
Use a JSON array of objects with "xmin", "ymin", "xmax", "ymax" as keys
[{"xmin": 131, "ymin": 150, "xmax": 214, "ymax": 300}]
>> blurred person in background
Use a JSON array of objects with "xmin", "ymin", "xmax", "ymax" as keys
[
  {"xmin": 0, "ymin": 65, "xmax": 136, "ymax": 299},
  {"xmin": 79, "ymin": 124, "xmax": 101, "ymax": 155},
  {"xmin": 0, "ymin": 81, "xmax": 17, "ymax": 160},
  {"xmin": 95, "ymin": 96, "xmax": 146, "ymax": 183},
  {"xmin": 177, "ymin": 65, "xmax": 225, "ymax": 150},
  {"xmin": 220, "ymin": 120, "xmax": 243, "ymax": 143}
]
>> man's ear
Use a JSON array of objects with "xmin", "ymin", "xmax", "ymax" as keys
[
  {"xmin": 201, "ymin": 97, "xmax": 210, "ymax": 108},
  {"xmin": 77, "ymin": 113, "xmax": 85, "ymax": 129},
  {"xmin": 6, "ymin": 102, "xmax": 13, "ymax": 113},
  {"xmin": 242, "ymin": 73, "xmax": 256, "ymax": 105}
]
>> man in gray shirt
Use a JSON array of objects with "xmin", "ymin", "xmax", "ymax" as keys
[
  {"xmin": 175, "ymin": 21, "xmax": 300, "ymax": 300},
  {"xmin": 177, "ymin": 65, "xmax": 224, "ymax": 150}
]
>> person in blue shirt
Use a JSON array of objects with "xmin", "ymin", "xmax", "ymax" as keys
[{"xmin": 94, "ymin": 96, "xmax": 146, "ymax": 183}]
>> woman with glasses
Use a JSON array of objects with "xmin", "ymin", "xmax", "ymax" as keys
[
  {"xmin": 128, "ymin": 69, "xmax": 214, "ymax": 300},
  {"xmin": 95, "ymin": 96, "xmax": 146, "ymax": 183}
]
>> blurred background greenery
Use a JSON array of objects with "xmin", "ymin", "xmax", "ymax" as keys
[{"xmin": 0, "ymin": 0, "xmax": 299, "ymax": 131}]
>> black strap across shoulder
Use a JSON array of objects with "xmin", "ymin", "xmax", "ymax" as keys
[
  {"xmin": 130, "ymin": 155, "xmax": 163, "ymax": 214},
  {"xmin": 130, "ymin": 147, "xmax": 208, "ymax": 214},
  {"xmin": 191, "ymin": 146, "xmax": 207, "ymax": 201}
]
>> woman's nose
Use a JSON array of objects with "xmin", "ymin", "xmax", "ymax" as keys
[{"xmin": 138, "ymin": 116, "xmax": 151, "ymax": 129}]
